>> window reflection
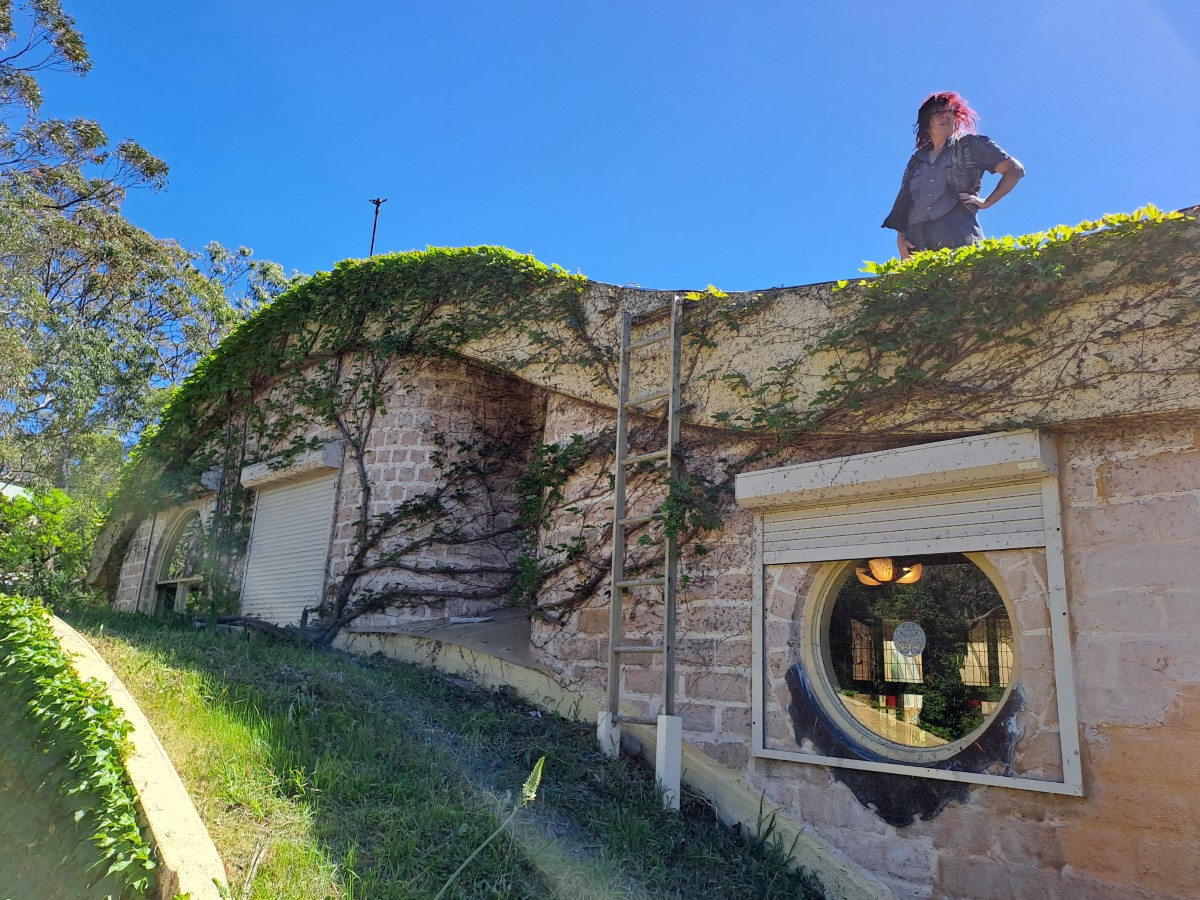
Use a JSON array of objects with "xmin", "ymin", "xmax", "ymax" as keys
[{"xmin": 827, "ymin": 554, "xmax": 1012, "ymax": 747}]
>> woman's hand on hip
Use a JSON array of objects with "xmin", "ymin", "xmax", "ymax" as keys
[{"xmin": 959, "ymin": 192, "xmax": 989, "ymax": 210}]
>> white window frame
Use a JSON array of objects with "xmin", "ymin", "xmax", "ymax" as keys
[{"xmin": 737, "ymin": 430, "xmax": 1083, "ymax": 796}]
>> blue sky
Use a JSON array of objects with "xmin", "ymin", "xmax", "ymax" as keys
[{"xmin": 41, "ymin": 1, "xmax": 1200, "ymax": 291}]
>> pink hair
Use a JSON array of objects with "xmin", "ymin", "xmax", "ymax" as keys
[{"xmin": 914, "ymin": 91, "xmax": 980, "ymax": 149}]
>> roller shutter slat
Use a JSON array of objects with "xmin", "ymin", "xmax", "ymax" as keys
[
  {"xmin": 761, "ymin": 481, "xmax": 1047, "ymax": 563},
  {"xmin": 241, "ymin": 474, "xmax": 337, "ymax": 625}
]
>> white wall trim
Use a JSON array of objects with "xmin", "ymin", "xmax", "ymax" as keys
[
  {"xmin": 735, "ymin": 429, "xmax": 1054, "ymax": 510},
  {"xmin": 742, "ymin": 429, "xmax": 1084, "ymax": 796},
  {"xmin": 240, "ymin": 441, "xmax": 344, "ymax": 489}
]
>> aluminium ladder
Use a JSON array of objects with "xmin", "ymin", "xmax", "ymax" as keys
[{"xmin": 599, "ymin": 294, "xmax": 684, "ymax": 810}]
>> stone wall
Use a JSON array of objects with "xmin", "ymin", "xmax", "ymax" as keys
[
  {"xmin": 111, "ymin": 357, "xmax": 543, "ymax": 627},
  {"xmin": 531, "ymin": 413, "xmax": 1200, "ymax": 899},
  {"xmin": 113, "ymin": 500, "xmax": 213, "ymax": 613},
  {"xmin": 94, "ymin": 234, "xmax": 1200, "ymax": 896},
  {"xmin": 330, "ymin": 357, "xmax": 545, "ymax": 627}
]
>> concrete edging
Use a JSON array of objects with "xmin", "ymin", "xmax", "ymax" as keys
[
  {"xmin": 51, "ymin": 617, "xmax": 227, "ymax": 900},
  {"xmin": 336, "ymin": 630, "xmax": 894, "ymax": 900}
]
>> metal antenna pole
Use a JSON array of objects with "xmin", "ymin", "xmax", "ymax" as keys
[{"xmin": 368, "ymin": 197, "xmax": 388, "ymax": 256}]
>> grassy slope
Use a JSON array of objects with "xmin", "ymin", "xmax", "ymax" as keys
[{"xmin": 69, "ymin": 612, "xmax": 823, "ymax": 900}]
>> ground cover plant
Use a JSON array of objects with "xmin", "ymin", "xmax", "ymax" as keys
[
  {"xmin": 0, "ymin": 594, "xmax": 156, "ymax": 897},
  {"xmin": 68, "ymin": 609, "xmax": 824, "ymax": 899}
]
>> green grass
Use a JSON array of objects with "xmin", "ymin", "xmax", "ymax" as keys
[{"xmin": 67, "ymin": 610, "xmax": 824, "ymax": 899}]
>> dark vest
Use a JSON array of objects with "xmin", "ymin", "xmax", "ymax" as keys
[{"xmin": 882, "ymin": 136, "xmax": 983, "ymax": 232}]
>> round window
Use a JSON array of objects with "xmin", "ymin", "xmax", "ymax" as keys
[{"xmin": 818, "ymin": 553, "xmax": 1014, "ymax": 759}]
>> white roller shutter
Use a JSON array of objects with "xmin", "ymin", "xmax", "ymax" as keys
[
  {"xmin": 241, "ymin": 473, "xmax": 338, "ymax": 625},
  {"xmin": 761, "ymin": 480, "xmax": 1046, "ymax": 564},
  {"xmin": 737, "ymin": 430, "xmax": 1057, "ymax": 565}
]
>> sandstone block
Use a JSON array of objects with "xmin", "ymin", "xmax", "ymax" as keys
[
  {"xmin": 937, "ymin": 851, "xmax": 1060, "ymax": 900},
  {"xmin": 1013, "ymin": 730, "xmax": 1064, "ymax": 778},
  {"xmin": 678, "ymin": 701, "xmax": 717, "ymax": 733},
  {"xmin": 684, "ymin": 671, "xmax": 750, "ymax": 703},
  {"xmin": 1062, "ymin": 463, "xmax": 1098, "ymax": 504},
  {"xmin": 991, "ymin": 817, "xmax": 1068, "ymax": 868},
  {"xmin": 1016, "ymin": 632, "xmax": 1054, "ymax": 675},
  {"xmin": 692, "ymin": 740, "xmax": 748, "ymax": 769},
  {"xmin": 1060, "ymin": 824, "xmax": 1144, "ymax": 885},
  {"xmin": 1161, "ymin": 588, "xmax": 1200, "ymax": 631},
  {"xmin": 550, "ymin": 634, "xmax": 601, "ymax": 662},
  {"xmin": 1069, "ymin": 588, "xmax": 1167, "ymax": 634},
  {"xmin": 719, "ymin": 704, "xmax": 753, "ymax": 737},
  {"xmin": 1065, "ymin": 495, "xmax": 1198, "ymax": 546},
  {"xmin": 1098, "ymin": 449, "xmax": 1200, "ymax": 499},
  {"xmin": 676, "ymin": 637, "xmax": 752, "ymax": 668},
  {"xmin": 622, "ymin": 667, "xmax": 665, "ymax": 696},
  {"xmin": 575, "ymin": 607, "xmax": 609, "ymax": 635},
  {"xmin": 1070, "ymin": 542, "xmax": 1200, "ymax": 596}
]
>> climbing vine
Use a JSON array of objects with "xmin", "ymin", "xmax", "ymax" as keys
[
  {"xmin": 93, "ymin": 207, "xmax": 1200, "ymax": 641},
  {"xmin": 714, "ymin": 205, "xmax": 1198, "ymax": 439}
]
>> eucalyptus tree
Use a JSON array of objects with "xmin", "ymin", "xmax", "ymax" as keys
[{"xmin": 1, "ymin": 1, "xmax": 297, "ymax": 496}]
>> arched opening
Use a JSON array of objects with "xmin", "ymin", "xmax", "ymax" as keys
[{"xmin": 154, "ymin": 511, "xmax": 204, "ymax": 615}]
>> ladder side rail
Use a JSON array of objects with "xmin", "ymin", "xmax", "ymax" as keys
[
  {"xmin": 607, "ymin": 311, "xmax": 635, "ymax": 718},
  {"xmin": 662, "ymin": 295, "xmax": 684, "ymax": 717}
]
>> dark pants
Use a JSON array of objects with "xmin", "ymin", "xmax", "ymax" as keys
[{"xmin": 907, "ymin": 203, "xmax": 985, "ymax": 251}]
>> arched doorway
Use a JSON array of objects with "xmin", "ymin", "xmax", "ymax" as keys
[{"xmin": 154, "ymin": 511, "xmax": 204, "ymax": 614}]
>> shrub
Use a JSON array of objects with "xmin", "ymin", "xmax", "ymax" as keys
[{"xmin": 0, "ymin": 488, "xmax": 97, "ymax": 608}]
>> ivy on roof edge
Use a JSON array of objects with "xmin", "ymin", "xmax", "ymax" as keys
[{"xmin": 110, "ymin": 246, "xmax": 587, "ymax": 521}]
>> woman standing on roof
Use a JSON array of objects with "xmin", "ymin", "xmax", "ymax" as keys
[{"xmin": 883, "ymin": 92, "xmax": 1025, "ymax": 259}]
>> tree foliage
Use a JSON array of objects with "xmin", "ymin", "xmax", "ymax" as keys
[
  {"xmin": 0, "ymin": 487, "xmax": 91, "ymax": 603},
  {"xmin": 1, "ymin": 0, "xmax": 300, "ymax": 500}
]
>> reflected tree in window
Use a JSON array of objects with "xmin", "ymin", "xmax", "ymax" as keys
[{"xmin": 827, "ymin": 554, "xmax": 1012, "ymax": 745}]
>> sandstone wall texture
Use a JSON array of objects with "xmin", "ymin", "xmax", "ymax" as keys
[
  {"xmin": 328, "ymin": 358, "xmax": 544, "ymax": 628},
  {"xmin": 98, "ymin": 220, "xmax": 1200, "ymax": 900},
  {"xmin": 113, "ymin": 359, "xmax": 543, "ymax": 627},
  {"xmin": 531, "ymin": 409, "xmax": 1200, "ymax": 899}
]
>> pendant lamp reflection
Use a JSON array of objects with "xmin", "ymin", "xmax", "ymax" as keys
[{"xmin": 855, "ymin": 558, "xmax": 923, "ymax": 586}]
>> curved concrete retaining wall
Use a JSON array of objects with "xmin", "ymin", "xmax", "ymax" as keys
[{"xmin": 51, "ymin": 617, "xmax": 227, "ymax": 899}]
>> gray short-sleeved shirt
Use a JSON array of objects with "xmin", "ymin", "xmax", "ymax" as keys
[{"xmin": 907, "ymin": 134, "xmax": 1011, "ymax": 227}]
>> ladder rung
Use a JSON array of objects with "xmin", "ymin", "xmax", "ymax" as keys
[
  {"xmin": 625, "ymin": 388, "xmax": 669, "ymax": 408},
  {"xmin": 613, "ymin": 644, "xmax": 665, "ymax": 655},
  {"xmin": 618, "ymin": 513, "xmax": 656, "ymax": 527},
  {"xmin": 628, "ymin": 330, "xmax": 670, "ymax": 351},
  {"xmin": 623, "ymin": 449, "xmax": 667, "ymax": 466},
  {"xmin": 612, "ymin": 715, "xmax": 659, "ymax": 726},
  {"xmin": 616, "ymin": 576, "xmax": 665, "ymax": 590}
]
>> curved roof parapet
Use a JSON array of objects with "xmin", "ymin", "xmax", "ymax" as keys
[
  {"xmin": 461, "ymin": 206, "xmax": 1200, "ymax": 436},
  {"xmin": 90, "ymin": 207, "xmax": 1200, "ymax": 587}
]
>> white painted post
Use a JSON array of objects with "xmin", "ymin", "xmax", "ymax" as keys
[
  {"xmin": 656, "ymin": 714, "xmax": 682, "ymax": 811},
  {"xmin": 597, "ymin": 711, "xmax": 622, "ymax": 759}
]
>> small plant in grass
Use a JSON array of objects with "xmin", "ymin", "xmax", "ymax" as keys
[
  {"xmin": 434, "ymin": 756, "xmax": 545, "ymax": 900},
  {"xmin": 0, "ymin": 594, "xmax": 156, "ymax": 894}
]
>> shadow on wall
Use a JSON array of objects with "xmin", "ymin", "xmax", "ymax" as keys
[{"xmin": 786, "ymin": 664, "xmax": 1025, "ymax": 827}]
